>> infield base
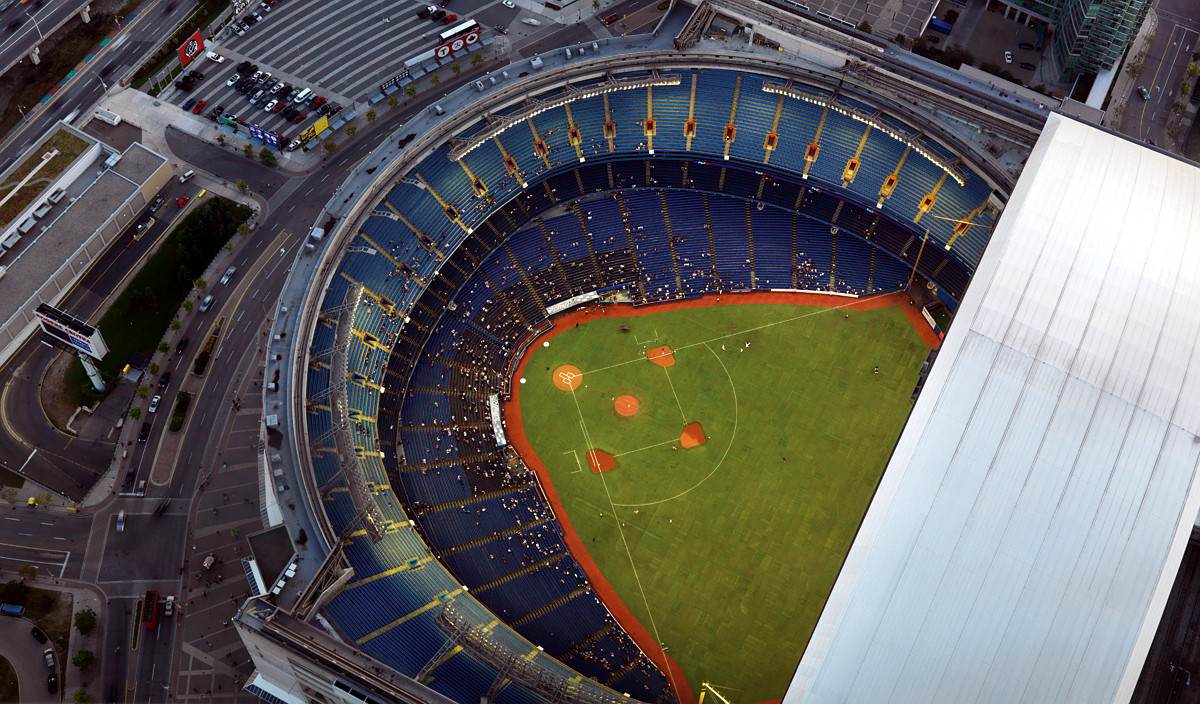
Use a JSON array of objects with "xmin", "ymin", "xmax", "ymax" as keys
[
  {"xmin": 587, "ymin": 449, "xmax": 616, "ymax": 473},
  {"xmin": 680, "ymin": 422, "xmax": 707, "ymax": 448}
]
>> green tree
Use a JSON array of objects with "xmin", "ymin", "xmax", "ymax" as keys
[
  {"xmin": 236, "ymin": 178, "xmax": 248, "ymax": 193},
  {"xmin": 195, "ymin": 278, "xmax": 207, "ymax": 291},
  {"xmin": 259, "ymin": 148, "xmax": 277, "ymax": 164},
  {"xmin": 430, "ymin": 73, "xmax": 440, "ymax": 86},
  {"xmin": 1124, "ymin": 61, "xmax": 1145, "ymax": 78},
  {"xmin": 181, "ymin": 300, "xmax": 193, "ymax": 312},
  {"xmin": 1182, "ymin": 80, "xmax": 1193, "ymax": 97},
  {"xmin": 451, "ymin": 62, "xmax": 462, "ymax": 75},
  {"xmin": 137, "ymin": 385, "xmax": 148, "ymax": 399},
  {"xmin": 74, "ymin": 688, "xmax": 91, "ymax": 703},
  {"xmin": 74, "ymin": 608, "xmax": 97, "ymax": 635},
  {"xmin": 856, "ymin": 20, "xmax": 872, "ymax": 33},
  {"xmin": 148, "ymin": 362, "xmax": 160, "ymax": 375},
  {"xmin": 243, "ymin": 144, "xmax": 253, "ymax": 157},
  {"xmin": 387, "ymin": 95, "xmax": 399, "ymax": 108},
  {"xmin": 157, "ymin": 341, "xmax": 170, "ymax": 354},
  {"xmin": 325, "ymin": 141, "xmax": 338, "ymax": 153},
  {"xmin": 73, "ymin": 650, "xmax": 95, "ymax": 671},
  {"xmin": 1, "ymin": 487, "xmax": 17, "ymax": 504},
  {"xmin": 346, "ymin": 125, "xmax": 357, "ymax": 138},
  {"xmin": 593, "ymin": 0, "xmax": 600, "ymax": 7},
  {"xmin": 472, "ymin": 52, "xmax": 484, "ymax": 66},
  {"xmin": 894, "ymin": 33, "xmax": 906, "ymax": 46},
  {"xmin": 129, "ymin": 407, "xmax": 141, "ymax": 420},
  {"xmin": 405, "ymin": 85, "xmax": 417, "ymax": 98},
  {"xmin": 36, "ymin": 493, "xmax": 50, "ymax": 507},
  {"xmin": 18, "ymin": 564, "xmax": 36, "ymax": 580},
  {"xmin": 237, "ymin": 223, "xmax": 250, "ymax": 237},
  {"xmin": 1187, "ymin": 62, "xmax": 1200, "ymax": 78},
  {"xmin": 1174, "ymin": 99, "xmax": 1188, "ymax": 114},
  {"xmin": 170, "ymin": 320, "xmax": 181, "ymax": 331},
  {"xmin": 366, "ymin": 109, "xmax": 377, "ymax": 123}
]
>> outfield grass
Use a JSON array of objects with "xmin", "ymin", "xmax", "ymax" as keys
[{"xmin": 518, "ymin": 302, "xmax": 929, "ymax": 702}]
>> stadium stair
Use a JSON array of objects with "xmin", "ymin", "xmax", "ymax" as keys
[
  {"xmin": 473, "ymin": 552, "xmax": 571, "ymax": 594},
  {"xmin": 434, "ymin": 516, "xmax": 559, "ymax": 557},
  {"xmin": 511, "ymin": 586, "xmax": 590, "ymax": 628}
]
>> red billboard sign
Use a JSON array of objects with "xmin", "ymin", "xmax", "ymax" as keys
[
  {"xmin": 435, "ymin": 30, "xmax": 480, "ymax": 59},
  {"xmin": 177, "ymin": 30, "xmax": 205, "ymax": 67}
]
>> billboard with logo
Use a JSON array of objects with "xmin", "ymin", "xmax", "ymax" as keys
[
  {"xmin": 177, "ymin": 30, "xmax": 205, "ymax": 67},
  {"xmin": 35, "ymin": 304, "xmax": 109, "ymax": 360},
  {"xmin": 246, "ymin": 124, "xmax": 280, "ymax": 148},
  {"xmin": 299, "ymin": 116, "xmax": 330, "ymax": 143},
  {"xmin": 435, "ymin": 28, "xmax": 480, "ymax": 60}
]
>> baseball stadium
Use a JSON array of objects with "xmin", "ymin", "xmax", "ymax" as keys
[{"xmin": 235, "ymin": 2, "xmax": 1200, "ymax": 704}]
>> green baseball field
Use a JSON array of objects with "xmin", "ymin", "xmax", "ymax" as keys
[{"xmin": 514, "ymin": 300, "xmax": 931, "ymax": 702}]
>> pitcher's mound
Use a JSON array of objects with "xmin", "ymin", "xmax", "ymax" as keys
[
  {"xmin": 588, "ymin": 449, "xmax": 616, "ymax": 473},
  {"xmin": 647, "ymin": 345, "xmax": 675, "ymax": 367},
  {"xmin": 614, "ymin": 395, "xmax": 640, "ymax": 416},
  {"xmin": 680, "ymin": 422, "xmax": 707, "ymax": 448},
  {"xmin": 554, "ymin": 365, "xmax": 583, "ymax": 391}
]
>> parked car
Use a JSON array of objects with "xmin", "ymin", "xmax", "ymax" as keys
[
  {"xmin": 250, "ymin": 70, "xmax": 263, "ymax": 82},
  {"xmin": 1019, "ymin": 62, "xmax": 1036, "ymax": 70},
  {"xmin": 603, "ymin": 12, "xmax": 620, "ymax": 24},
  {"xmin": 417, "ymin": 4, "xmax": 434, "ymax": 18},
  {"xmin": 181, "ymin": 98, "xmax": 196, "ymax": 111},
  {"xmin": 174, "ymin": 80, "xmax": 194, "ymax": 92},
  {"xmin": 1018, "ymin": 42, "xmax": 1036, "ymax": 50},
  {"xmin": 432, "ymin": 9, "xmax": 446, "ymax": 20},
  {"xmin": 282, "ymin": 107, "xmax": 298, "ymax": 120},
  {"xmin": 226, "ymin": 73, "xmax": 241, "ymax": 87},
  {"xmin": 243, "ymin": 13, "xmax": 256, "ymax": 25},
  {"xmin": 494, "ymin": 24, "xmax": 508, "ymax": 34},
  {"xmin": 312, "ymin": 96, "xmax": 327, "ymax": 108},
  {"xmin": 148, "ymin": 395, "xmax": 161, "ymax": 413},
  {"xmin": 150, "ymin": 195, "xmax": 164, "ymax": 212},
  {"xmin": 925, "ymin": 34, "xmax": 940, "ymax": 43},
  {"xmin": 207, "ymin": 51, "xmax": 224, "ymax": 63},
  {"xmin": 209, "ymin": 105, "xmax": 224, "ymax": 120},
  {"xmin": 291, "ymin": 112, "xmax": 307, "ymax": 124},
  {"xmin": 191, "ymin": 99, "xmax": 206, "ymax": 114},
  {"xmin": 30, "ymin": 627, "xmax": 47, "ymax": 643},
  {"xmin": 1004, "ymin": 50, "xmax": 1012, "ymax": 64},
  {"xmin": 264, "ymin": 98, "xmax": 278, "ymax": 112},
  {"xmin": 177, "ymin": 196, "xmax": 189, "ymax": 208},
  {"xmin": 47, "ymin": 675, "xmax": 57, "ymax": 694},
  {"xmin": 187, "ymin": 69, "xmax": 204, "ymax": 79},
  {"xmin": 502, "ymin": 0, "xmax": 514, "ymax": 6},
  {"xmin": 442, "ymin": 12, "xmax": 458, "ymax": 23},
  {"xmin": 43, "ymin": 649, "xmax": 54, "ymax": 671}
]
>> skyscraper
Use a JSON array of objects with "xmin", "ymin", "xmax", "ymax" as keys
[{"xmin": 1009, "ymin": 0, "xmax": 1152, "ymax": 76}]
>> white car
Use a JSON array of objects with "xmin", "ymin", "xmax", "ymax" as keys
[
  {"xmin": 115, "ymin": 510, "xmax": 126, "ymax": 532},
  {"xmin": 199, "ymin": 294, "xmax": 215, "ymax": 312},
  {"xmin": 521, "ymin": 17, "xmax": 540, "ymax": 24},
  {"xmin": 264, "ymin": 98, "xmax": 278, "ymax": 112},
  {"xmin": 207, "ymin": 52, "xmax": 225, "ymax": 63},
  {"xmin": 1004, "ymin": 50, "xmax": 1013, "ymax": 64},
  {"xmin": 164, "ymin": 595, "xmax": 175, "ymax": 616},
  {"xmin": 148, "ymin": 395, "xmax": 161, "ymax": 413},
  {"xmin": 502, "ymin": 0, "xmax": 514, "ymax": 6},
  {"xmin": 220, "ymin": 266, "xmax": 237, "ymax": 285},
  {"xmin": 226, "ymin": 73, "xmax": 240, "ymax": 87}
]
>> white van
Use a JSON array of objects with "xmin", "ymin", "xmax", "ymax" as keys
[
  {"xmin": 179, "ymin": 169, "xmax": 195, "ymax": 183},
  {"xmin": 294, "ymin": 88, "xmax": 312, "ymax": 104}
]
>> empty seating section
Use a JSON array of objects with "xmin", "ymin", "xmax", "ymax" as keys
[{"xmin": 301, "ymin": 64, "xmax": 1002, "ymax": 704}]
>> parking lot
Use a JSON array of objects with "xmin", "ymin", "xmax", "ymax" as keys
[{"xmin": 165, "ymin": 0, "xmax": 530, "ymax": 141}]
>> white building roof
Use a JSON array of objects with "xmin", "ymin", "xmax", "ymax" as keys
[{"xmin": 786, "ymin": 114, "xmax": 1200, "ymax": 704}]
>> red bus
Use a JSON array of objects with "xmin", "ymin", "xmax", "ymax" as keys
[{"xmin": 142, "ymin": 590, "xmax": 159, "ymax": 629}]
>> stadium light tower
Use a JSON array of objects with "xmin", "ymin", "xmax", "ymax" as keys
[{"xmin": 34, "ymin": 304, "xmax": 110, "ymax": 392}]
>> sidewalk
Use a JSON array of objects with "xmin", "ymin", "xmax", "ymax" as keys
[{"xmin": 26, "ymin": 577, "xmax": 108, "ymax": 703}]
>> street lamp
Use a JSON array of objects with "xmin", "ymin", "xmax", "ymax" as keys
[
  {"xmin": 16, "ymin": 105, "xmax": 26, "ymax": 120},
  {"xmin": 25, "ymin": 12, "xmax": 42, "ymax": 40},
  {"xmin": 115, "ymin": 15, "xmax": 124, "ymax": 28}
]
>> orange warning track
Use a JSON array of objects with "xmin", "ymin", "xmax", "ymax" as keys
[{"xmin": 502, "ymin": 290, "xmax": 938, "ymax": 704}]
